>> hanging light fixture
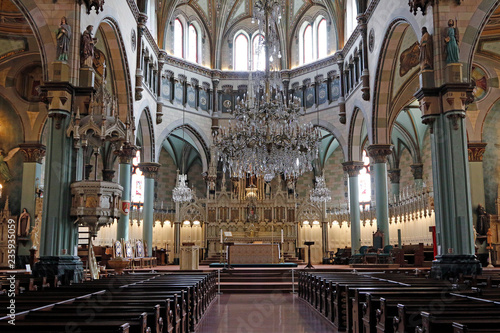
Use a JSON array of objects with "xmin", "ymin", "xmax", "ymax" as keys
[
  {"xmin": 172, "ymin": 74, "xmax": 193, "ymax": 203},
  {"xmin": 310, "ymin": 176, "xmax": 332, "ymax": 203},
  {"xmin": 212, "ymin": 0, "xmax": 321, "ymax": 180}
]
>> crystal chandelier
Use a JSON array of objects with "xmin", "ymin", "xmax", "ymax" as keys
[
  {"xmin": 310, "ymin": 176, "xmax": 332, "ymax": 203},
  {"xmin": 213, "ymin": 0, "xmax": 321, "ymax": 180},
  {"xmin": 173, "ymin": 173, "xmax": 192, "ymax": 203}
]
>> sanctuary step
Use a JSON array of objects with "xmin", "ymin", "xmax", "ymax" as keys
[
  {"xmin": 200, "ymin": 253, "xmax": 304, "ymax": 265},
  {"xmin": 218, "ymin": 268, "xmax": 298, "ymax": 294}
]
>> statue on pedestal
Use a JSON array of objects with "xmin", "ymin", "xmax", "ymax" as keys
[
  {"xmin": 18, "ymin": 208, "xmax": 30, "ymax": 237},
  {"xmin": 56, "ymin": 17, "xmax": 71, "ymax": 61},
  {"xmin": 81, "ymin": 25, "xmax": 97, "ymax": 68},
  {"xmin": 419, "ymin": 27, "xmax": 433, "ymax": 71},
  {"xmin": 476, "ymin": 204, "xmax": 489, "ymax": 236},
  {"xmin": 444, "ymin": 19, "xmax": 460, "ymax": 64}
]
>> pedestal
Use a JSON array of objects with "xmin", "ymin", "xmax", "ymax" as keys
[
  {"xmin": 50, "ymin": 61, "xmax": 70, "ymax": 82},
  {"xmin": 304, "ymin": 241, "xmax": 315, "ymax": 269},
  {"xmin": 79, "ymin": 67, "xmax": 95, "ymax": 87},
  {"xmin": 180, "ymin": 244, "xmax": 199, "ymax": 270},
  {"xmin": 430, "ymin": 254, "xmax": 481, "ymax": 279},
  {"xmin": 33, "ymin": 255, "xmax": 83, "ymax": 285}
]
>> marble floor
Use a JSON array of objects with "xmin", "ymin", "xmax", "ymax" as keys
[{"xmin": 196, "ymin": 293, "xmax": 335, "ymax": 333}]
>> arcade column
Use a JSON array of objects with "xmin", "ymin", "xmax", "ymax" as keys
[
  {"xmin": 342, "ymin": 161, "xmax": 365, "ymax": 252},
  {"xmin": 367, "ymin": 144, "xmax": 393, "ymax": 246},
  {"xmin": 115, "ymin": 143, "xmax": 137, "ymax": 242},
  {"xmin": 415, "ymin": 80, "xmax": 480, "ymax": 279},
  {"xmin": 139, "ymin": 162, "xmax": 161, "ymax": 256},
  {"xmin": 388, "ymin": 169, "xmax": 401, "ymax": 202}
]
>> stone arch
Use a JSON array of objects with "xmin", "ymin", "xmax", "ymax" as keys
[
  {"xmin": 137, "ymin": 107, "xmax": 155, "ymax": 163},
  {"xmin": 372, "ymin": 18, "xmax": 419, "ymax": 145},
  {"xmin": 156, "ymin": 119, "xmax": 210, "ymax": 171},
  {"xmin": 10, "ymin": 0, "xmax": 52, "ymax": 81},
  {"xmin": 311, "ymin": 118, "xmax": 347, "ymax": 160},
  {"xmin": 96, "ymin": 17, "xmax": 134, "ymax": 123},
  {"xmin": 460, "ymin": 0, "xmax": 500, "ymax": 80},
  {"xmin": 348, "ymin": 107, "xmax": 368, "ymax": 161}
]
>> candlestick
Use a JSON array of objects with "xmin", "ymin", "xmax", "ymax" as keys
[
  {"xmin": 281, "ymin": 229, "xmax": 284, "ymax": 243},
  {"xmin": 220, "ymin": 229, "xmax": 223, "ymax": 243}
]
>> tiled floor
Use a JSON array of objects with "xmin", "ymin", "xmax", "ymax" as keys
[{"xmin": 196, "ymin": 293, "xmax": 335, "ymax": 333}]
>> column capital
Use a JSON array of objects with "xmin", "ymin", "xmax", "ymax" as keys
[
  {"xmin": 18, "ymin": 143, "xmax": 46, "ymax": 163},
  {"xmin": 410, "ymin": 164, "xmax": 424, "ymax": 180},
  {"xmin": 342, "ymin": 161, "xmax": 364, "ymax": 177},
  {"xmin": 468, "ymin": 142, "xmax": 487, "ymax": 162},
  {"xmin": 115, "ymin": 143, "xmax": 138, "ymax": 164},
  {"xmin": 388, "ymin": 169, "xmax": 401, "ymax": 184},
  {"xmin": 139, "ymin": 162, "xmax": 161, "ymax": 179},
  {"xmin": 366, "ymin": 144, "xmax": 393, "ymax": 164}
]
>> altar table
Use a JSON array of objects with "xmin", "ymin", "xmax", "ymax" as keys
[{"xmin": 229, "ymin": 244, "xmax": 280, "ymax": 264}]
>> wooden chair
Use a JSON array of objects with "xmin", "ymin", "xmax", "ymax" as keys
[
  {"xmin": 135, "ymin": 240, "xmax": 155, "ymax": 268},
  {"xmin": 377, "ymin": 245, "xmax": 394, "ymax": 264},
  {"xmin": 112, "ymin": 240, "xmax": 123, "ymax": 259},
  {"xmin": 350, "ymin": 246, "xmax": 368, "ymax": 264},
  {"xmin": 123, "ymin": 240, "xmax": 140, "ymax": 268},
  {"xmin": 373, "ymin": 229, "xmax": 384, "ymax": 250}
]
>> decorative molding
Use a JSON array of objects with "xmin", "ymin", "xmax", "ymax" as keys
[
  {"xmin": 366, "ymin": 144, "xmax": 393, "ymax": 164},
  {"xmin": 468, "ymin": 142, "xmax": 487, "ymax": 162},
  {"xmin": 408, "ymin": 0, "xmax": 434, "ymax": 16},
  {"xmin": 446, "ymin": 112, "xmax": 465, "ymax": 131},
  {"xmin": 79, "ymin": 0, "xmax": 104, "ymax": 15},
  {"xmin": 115, "ymin": 143, "xmax": 138, "ymax": 164},
  {"xmin": 422, "ymin": 115, "xmax": 436, "ymax": 134},
  {"xmin": 410, "ymin": 164, "xmax": 424, "ymax": 180},
  {"xmin": 18, "ymin": 143, "xmax": 46, "ymax": 163},
  {"xmin": 388, "ymin": 169, "xmax": 401, "ymax": 184},
  {"xmin": 139, "ymin": 162, "xmax": 161, "ymax": 179},
  {"xmin": 342, "ymin": 161, "xmax": 365, "ymax": 177},
  {"xmin": 48, "ymin": 111, "xmax": 68, "ymax": 130}
]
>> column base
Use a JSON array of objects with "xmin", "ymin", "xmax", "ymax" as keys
[
  {"xmin": 430, "ymin": 254, "xmax": 482, "ymax": 279},
  {"xmin": 33, "ymin": 256, "xmax": 84, "ymax": 285}
]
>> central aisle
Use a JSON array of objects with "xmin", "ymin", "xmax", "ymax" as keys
[{"xmin": 196, "ymin": 293, "xmax": 335, "ymax": 333}]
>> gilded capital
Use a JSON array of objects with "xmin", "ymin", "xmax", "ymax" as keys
[
  {"xmin": 139, "ymin": 162, "xmax": 161, "ymax": 179},
  {"xmin": 115, "ymin": 143, "xmax": 138, "ymax": 164},
  {"xmin": 388, "ymin": 169, "xmax": 401, "ymax": 184},
  {"xmin": 18, "ymin": 143, "xmax": 46, "ymax": 163},
  {"xmin": 342, "ymin": 161, "xmax": 365, "ymax": 177},
  {"xmin": 468, "ymin": 142, "xmax": 487, "ymax": 162},
  {"xmin": 366, "ymin": 144, "xmax": 393, "ymax": 164},
  {"xmin": 410, "ymin": 164, "xmax": 424, "ymax": 180}
]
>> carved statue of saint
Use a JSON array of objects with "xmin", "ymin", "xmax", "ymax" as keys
[
  {"xmin": 419, "ymin": 27, "xmax": 433, "ymax": 71},
  {"xmin": 30, "ymin": 216, "xmax": 41, "ymax": 250},
  {"xmin": 476, "ymin": 204, "xmax": 489, "ymax": 236},
  {"xmin": 18, "ymin": 208, "xmax": 30, "ymax": 237},
  {"xmin": 444, "ymin": 19, "xmax": 460, "ymax": 64},
  {"xmin": 80, "ymin": 25, "xmax": 97, "ymax": 68},
  {"xmin": 56, "ymin": 17, "xmax": 71, "ymax": 61}
]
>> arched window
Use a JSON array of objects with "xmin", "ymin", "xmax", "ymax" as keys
[
  {"xmin": 252, "ymin": 34, "xmax": 265, "ymax": 71},
  {"xmin": 187, "ymin": 24, "xmax": 198, "ymax": 63},
  {"xmin": 317, "ymin": 18, "xmax": 327, "ymax": 59},
  {"xmin": 174, "ymin": 18, "xmax": 184, "ymax": 58},
  {"xmin": 358, "ymin": 150, "xmax": 371, "ymax": 205},
  {"xmin": 234, "ymin": 33, "xmax": 249, "ymax": 71},
  {"xmin": 303, "ymin": 24, "xmax": 313, "ymax": 64},
  {"xmin": 346, "ymin": 0, "xmax": 358, "ymax": 41}
]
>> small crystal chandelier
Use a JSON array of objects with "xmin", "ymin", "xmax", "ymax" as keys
[
  {"xmin": 213, "ymin": 0, "xmax": 321, "ymax": 180},
  {"xmin": 310, "ymin": 176, "xmax": 332, "ymax": 203},
  {"xmin": 173, "ymin": 173, "xmax": 192, "ymax": 203}
]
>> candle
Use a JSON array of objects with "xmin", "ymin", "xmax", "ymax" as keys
[
  {"xmin": 220, "ymin": 229, "xmax": 223, "ymax": 243},
  {"xmin": 281, "ymin": 229, "xmax": 284, "ymax": 243}
]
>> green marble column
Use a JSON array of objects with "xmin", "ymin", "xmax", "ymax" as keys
[
  {"xmin": 18, "ymin": 143, "xmax": 45, "ymax": 257},
  {"xmin": 367, "ymin": 145, "xmax": 393, "ymax": 246},
  {"xmin": 139, "ymin": 162, "xmax": 161, "ymax": 256},
  {"xmin": 116, "ymin": 144, "xmax": 137, "ymax": 241},
  {"xmin": 388, "ymin": 169, "xmax": 401, "ymax": 202},
  {"xmin": 343, "ymin": 162, "xmax": 365, "ymax": 252},
  {"xmin": 416, "ymin": 81, "xmax": 481, "ymax": 278}
]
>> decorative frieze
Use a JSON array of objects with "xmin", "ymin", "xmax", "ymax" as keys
[
  {"xmin": 139, "ymin": 162, "xmax": 161, "ymax": 179},
  {"xmin": 366, "ymin": 144, "xmax": 393, "ymax": 164},
  {"xmin": 468, "ymin": 143, "xmax": 487, "ymax": 162},
  {"xmin": 18, "ymin": 143, "xmax": 46, "ymax": 164},
  {"xmin": 342, "ymin": 161, "xmax": 365, "ymax": 177}
]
